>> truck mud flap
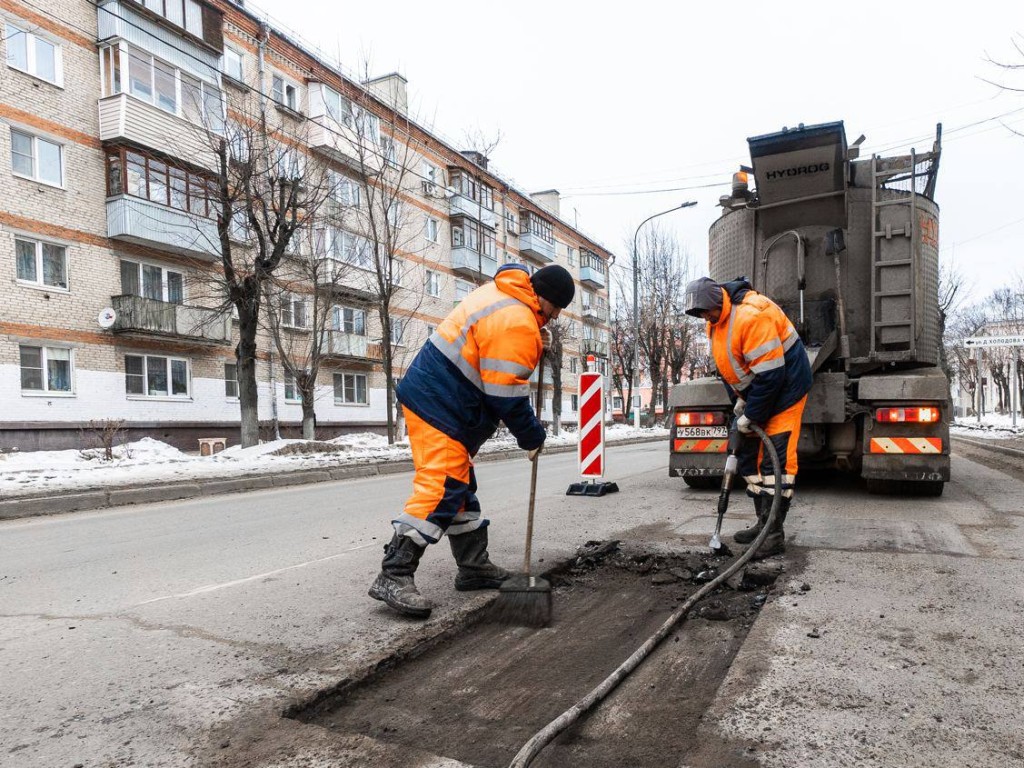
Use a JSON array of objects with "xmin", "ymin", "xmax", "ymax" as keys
[{"xmin": 861, "ymin": 454, "xmax": 950, "ymax": 482}]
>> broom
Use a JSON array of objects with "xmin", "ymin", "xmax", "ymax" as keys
[{"xmin": 491, "ymin": 352, "xmax": 553, "ymax": 628}]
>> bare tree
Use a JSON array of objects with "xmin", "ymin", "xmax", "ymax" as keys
[
  {"xmin": 609, "ymin": 288, "xmax": 637, "ymax": 423},
  {"xmin": 545, "ymin": 320, "xmax": 566, "ymax": 436}
]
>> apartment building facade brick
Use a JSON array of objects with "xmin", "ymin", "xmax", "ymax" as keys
[{"xmin": 0, "ymin": 0, "xmax": 613, "ymax": 451}]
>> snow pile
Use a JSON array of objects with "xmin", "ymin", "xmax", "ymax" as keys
[
  {"xmin": 0, "ymin": 425, "xmax": 668, "ymax": 499},
  {"xmin": 951, "ymin": 413, "xmax": 1024, "ymax": 438}
]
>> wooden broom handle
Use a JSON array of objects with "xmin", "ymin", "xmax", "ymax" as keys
[{"xmin": 523, "ymin": 352, "xmax": 545, "ymax": 573}]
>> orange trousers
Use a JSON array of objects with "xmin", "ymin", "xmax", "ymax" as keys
[
  {"xmin": 738, "ymin": 395, "xmax": 807, "ymax": 499},
  {"xmin": 391, "ymin": 409, "xmax": 485, "ymax": 545}
]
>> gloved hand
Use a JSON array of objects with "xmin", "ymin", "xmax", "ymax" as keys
[
  {"xmin": 528, "ymin": 444, "xmax": 544, "ymax": 462},
  {"xmin": 736, "ymin": 414, "xmax": 753, "ymax": 434},
  {"xmin": 540, "ymin": 328, "xmax": 552, "ymax": 351},
  {"xmin": 733, "ymin": 398, "xmax": 746, "ymax": 417}
]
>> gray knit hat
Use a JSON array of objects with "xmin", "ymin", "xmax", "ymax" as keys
[{"xmin": 683, "ymin": 277, "xmax": 724, "ymax": 318}]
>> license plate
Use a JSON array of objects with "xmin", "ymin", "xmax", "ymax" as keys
[{"xmin": 678, "ymin": 426, "xmax": 728, "ymax": 439}]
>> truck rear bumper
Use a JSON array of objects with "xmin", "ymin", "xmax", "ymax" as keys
[
  {"xmin": 669, "ymin": 453, "xmax": 727, "ymax": 478},
  {"xmin": 861, "ymin": 454, "xmax": 950, "ymax": 482}
]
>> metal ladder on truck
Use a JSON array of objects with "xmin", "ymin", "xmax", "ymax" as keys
[{"xmin": 868, "ymin": 127, "xmax": 941, "ymax": 362}]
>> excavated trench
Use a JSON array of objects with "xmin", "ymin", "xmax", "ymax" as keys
[{"xmin": 289, "ymin": 541, "xmax": 782, "ymax": 768}]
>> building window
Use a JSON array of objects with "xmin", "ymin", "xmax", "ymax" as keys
[
  {"xmin": 613, "ymin": 395, "xmax": 623, "ymax": 411},
  {"xmin": 10, "ymin": 129, "xmax": 62, "ymax": 186},
  {"xmin": 455, "ymin": 279, "xmax": 472, "ymax": 302},
  {"xmin": 425, "ymin": 269, "xmax": 440, "ymax": 297},
  {"xmin": 392, "ymin": 259, "xmax": 405, "ymax": 287},
  {"xmin": 137, "ymin": 0, "xmax": 205, "ymax": 38},
  {"xmin": 320, "ymin": 84, "xmax": 355, "ymax": 127},
  {"xmin": 106, "ymin": 147, "xmax": 217, "ymax": 218},
  {"xmin": 224, "ymin": 362, "xmax": 238, "ymax": 398},
  {"xmin": 283, "ymin": 371, "xmax": 300, "ymax": 402},
  {"xmin": 120, "ymin": 259, "xmax": 184, "ymax": 303},
  {"xmin": 522, "ymin": 212, "xmax": 554, "ymax": 244},
  {"xmin": 333, "ymin": 306, "xmax": 366, "ymax": 335},
  {"xmin": 505, "ymin": 210, "xmax": 517, "ymax": 234},
  {"xmin": 390, "ymin": 319, "xmax": 404, "ymax": 346},
  {"xmin": 125, "ymin": 354, "xmax": 189, "ymax": 398},
  {"xmin": 334, "ymin": 372, "xmax": 368, "ymax": 405},
  {"xmin": 281, "ymin": 295, "xmax": 308, "ymax": 329},
  {"xmin": 567, "ymin": 246, "xmax": 576, "ymax": 267},
  {"xmin": 271, "ymin": 73, "xmax": 298, "ymax": 111},
  {"xmin": 330, "ymin": 172, "xmax": 360, "ymax": 207},
  {"xmin": 570, "ymin": 357, "xmax": 578, "ymax": 374},
  {"xmin": 15, "ymin": 237, "xmax": 68, "ymax": 290},
  {"xmin": 100, "ymin": 43, "xmax": 224, "ymax": 131},
  {"xmin": 20, "ymin": 345, "xmax": 72, "ymax": 393},
  {"xmin": 571, "ymin": 394, "xmax": 579, "ymax": 412},
  {"xmin": 5, "ymin": 23, "xmax": 62, "ymax": 85},
  {"xmin": 222, "ymin": 47, "xmax": 243, "ymax": 82},
  {"xmin": 581, "ymin": 249, "xmax": 607, "ymax": 276},
  {"xmin": 426, "ymin": 217, "xmax": 439, "ymax": 243}
]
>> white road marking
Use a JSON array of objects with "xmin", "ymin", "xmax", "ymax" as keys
[{"xmin": 136, "ymin": 542, "xmax": 379, "ymax": 605}]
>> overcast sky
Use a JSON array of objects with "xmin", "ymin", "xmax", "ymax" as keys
[{"xmin": 253, "ymin": 0, "xmax": 1023, "ymax": 307}]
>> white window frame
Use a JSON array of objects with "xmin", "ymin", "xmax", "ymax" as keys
[
  {"xmin": 280, "ymin": 294, "xmax": 308, "ymax": 329},
  {"xmin": 389, "ymin": 318, "xmax": 404, "ymax": 346},
  {"xmin": 271, "ymin": 72, "xmax": 299, "ymax": 112},
  {"xmin": 334, "ymin": 371, "xmax": 368, "ymax": 405},
  {"xmin": 454, "ymin": 279, "xmax": 472, "ymax": 302},
  {"xmin": 4, "ymin": 22, "xmax": 63, "ymax": 86},
  {"xmin": 283, "ymin": 370, "xmax": 301, "ymax": 402},
  {"xmin": 425, "ymin": 269, "xmax": 440, "ymax": 298},
  {"xmin": 120, "ymin": 258, "xmax": 185, "ymax": 304},
  {"xmin": 19, "ymin": 344, "xmax": 74, "ymax": 396},
  {"xmin": 222, "ymin": 46, "xmax": 243, "ymax": 82},
  {"xmin": 125, "ymin": 354, "xmax": 191, "ymax": 399},
  {"xmin": 392, "ymin": 258, "xmax": 405, "ymax": 287},
  {"xmin": 224, "ymin": 362, "xmax": 238, "ymax": 399},
  {"xmin": 505, "ymin": 210, "xmax": 517, "ymax": 234},
  {"xmin": 15, "ymin": 236, "xmax": 69, "ymax": 291},
  {"xmin": 613, "ymin": 395, "xmax": 624, "ymax": 411},
  {"xmin": 10, "ymin": 128, "xmax": 63, "ymax": 187},
  {"xmin": 333, "ymin": 305, "xmax": 366, "ymax": 336},
  {"xmin": 425, "ymin": 216, "xmax": 439, "ymax": 243}
]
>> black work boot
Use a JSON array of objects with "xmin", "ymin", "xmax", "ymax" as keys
[
  {"xmin": 448, "ymin": 526, "xmax": 510, "ymax": 591},
  {"xmin": 749, "ymin": 496, "xmax": 790, "ymax": 560},
  {"xmin": 733, "ymin": 494, "xmax": 767, "ymax": 544},
  {"xmin": 368, "ymin": 533, "xmax": 433, "ymax": 618}
]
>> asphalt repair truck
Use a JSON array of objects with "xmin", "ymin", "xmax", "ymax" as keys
[{"xmin": 669, "ymin": 121, "xmax": 950, "ymax": 495}]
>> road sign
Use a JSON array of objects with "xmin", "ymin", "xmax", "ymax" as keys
[
  {"xmin": 578, "ymin": 372, "xmax": 605, "ymax": 478},
  {"xmin": 964, "ymin": 335, "xmax": 1024, "ymax": 348}
]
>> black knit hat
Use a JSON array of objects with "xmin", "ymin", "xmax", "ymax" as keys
[{"xmin": 530, "ymin": 264, "xmax": 575, "ymax": 309}]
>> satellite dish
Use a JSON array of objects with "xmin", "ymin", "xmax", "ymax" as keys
[{"xmin": 98, "ymin": 307, "xmax": 117, "ymax": 329}]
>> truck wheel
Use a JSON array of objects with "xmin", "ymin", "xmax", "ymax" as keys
[
  {"xmin": 910, "ymin": 480, "xmax": 944, "ymax": 497},
  {"xmin": 683, "ymin": 477, "xmax": 719, "ymax": 490}
]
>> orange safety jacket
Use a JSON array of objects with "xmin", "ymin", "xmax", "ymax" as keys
[
  {"xmin": 396, "ymin": 264, "xmax": 546, "ymax": 454},
  {"xmin": 706, "ymin": 279, "xmax": 812, "ymax": 425}
]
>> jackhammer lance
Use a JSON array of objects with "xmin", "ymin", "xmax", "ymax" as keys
[{"xmin": 708, "ymin": 420, "xmax": 745, "ymax": 555}]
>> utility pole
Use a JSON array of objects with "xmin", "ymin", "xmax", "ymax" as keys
[{"xmin": 631, "ymin": 202, "xmax": 696, "ymax": 428}]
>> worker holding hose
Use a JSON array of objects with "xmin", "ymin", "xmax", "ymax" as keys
[
  {"xmin": 683, "ymin": 276, "xmax": 813, "ymax": 558},
  {"xmin": 367, "ymin": 264, "xmax": 575, "ymax": 618}
]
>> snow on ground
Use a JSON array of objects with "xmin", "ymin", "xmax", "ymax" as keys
[
  {"xmin": 951, "ymin": 413, "xmax": 1024, "ymax": 439},
  {"xmin": 0, "ymin": 425, "xmax": 668, "ymax": 499}
]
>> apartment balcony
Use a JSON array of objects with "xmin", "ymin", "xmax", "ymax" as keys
[
  {"xmin": 316, "ymin": 262, "xmax": 378, "ymax": 303},
  {"xmin": 582, "ymin": 339, "xmax": 609, "ymax": 358},
  {"xmin": 110, "ymin": 294, "xmax": 231, "ymax": 344},
  {"xmin": 98, "ymin": 94, "xmax": 217, "ymax": 170},
  {"xmin": 451, "ymin": 246, "xmax": 498, "ymax": 281},
  {"xmin": 106, "ymin": 195, "xmax": 219, "ymax": 259},
  {"xmin": 449, "ymin": 193, "xmax": 498, "ymax": 229},
  {"xmin": 307, "ymin": 101, "xmax": 384, "ymax": 176},
  {"xmin": 582, "ymin": 303, "xmax": 609, "ymax": 324},
  {"xmin": 580, "ymin": 263, "xmax": 607, "ymax": 289},
  {"xmin": 519, "ymin": 231, "xmax": 556, "ymax": 263},
  {"xmin": 320, "ymin": 331, "xmax": 376, "ymax": 361},
  {"xmin": 528, "ymin": 366, "xmax": 554, "ymax": 385}
]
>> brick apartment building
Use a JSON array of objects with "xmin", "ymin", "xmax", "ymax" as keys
[{"xmin": 0, "ymin": 0, "xmax": 613, "ymax": 451}]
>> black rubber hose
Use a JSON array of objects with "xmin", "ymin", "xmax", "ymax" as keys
[{"xmin": 507, "ymin": 424, "xmax": 782, "ymax": 768}]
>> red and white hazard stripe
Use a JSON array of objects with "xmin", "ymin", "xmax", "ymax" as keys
[
  {"xmin": 869, "ymin": 437, "xmax": 943, "ymax": 454},
  {"xmin": 578, "ymin": 372, "xmax": 604, "ymax": 477}
]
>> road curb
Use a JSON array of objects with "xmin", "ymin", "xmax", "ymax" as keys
[
  {"xmin": 951, "ymin": 434, "xmax": 1024, "ymax": 459},
  {"xmin": 0, "ymin": 435, "xmax": 667, "ymax": 520}
]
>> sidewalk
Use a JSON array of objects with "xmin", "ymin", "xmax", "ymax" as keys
[{"xmin": 0, "ymin": 434, "xmax": 667, "ymax": 520}]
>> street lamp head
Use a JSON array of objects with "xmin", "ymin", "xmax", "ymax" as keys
[{"xmin": 679, "ymin": 201, "xmax": 698, "ymax": 209}]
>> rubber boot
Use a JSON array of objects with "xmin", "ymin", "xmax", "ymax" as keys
[
  {"xmin": 368, "ymin": 533, "xmax": 433, "ymax": 618},
  {"xmin": 449, "ymin": 526, "xmax": 510, "ymax": 591},
  {"xmin": 732, "ymin": 494, "xmax": 767, "ymax": 544},
  {"xmin": 749, "ymin": 496, "xmax": 790, "ymax": 560}
]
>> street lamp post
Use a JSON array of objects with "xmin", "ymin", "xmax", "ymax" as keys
[{"xmin": 631, "ymin": 201, "xmax": 697, "ymax": 428}]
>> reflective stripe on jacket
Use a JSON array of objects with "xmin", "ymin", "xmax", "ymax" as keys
[
  {"xmin": 707, "ymin": 279, "xmax": 813, "ymax": 425},
  {"xmin": 396, "ymin": 264, "xmax": 546, "ymax": 454}
]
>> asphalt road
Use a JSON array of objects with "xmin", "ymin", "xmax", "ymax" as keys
[{"xmin": 2, "ymin": 440, "xmax": 1023, "ymax": 767}]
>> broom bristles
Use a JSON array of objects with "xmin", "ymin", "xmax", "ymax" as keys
[{"xmin": 491, "ymin": 574, "xmax": 552, "ymax": 627}]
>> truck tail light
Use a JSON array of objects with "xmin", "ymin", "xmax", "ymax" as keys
[
  {"xmin": 875, "ymin": 406, "xmax": 940, "ymax": 424},
  {"xmin": 675, "ymin": 410, "xmax": 726, "ymax": 427}
]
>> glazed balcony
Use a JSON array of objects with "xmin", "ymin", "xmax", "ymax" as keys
[
  {"xmin": 451, "ymin": 246, "xmax": 497, "ymax": 281},
  {"xmin": 106, "ymin": 195, "xmax": 219, "ymax": 259}
]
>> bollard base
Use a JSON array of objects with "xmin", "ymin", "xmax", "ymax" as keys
[{"xmin": 566, "ymin": 480, "xmax": 620, "ymax": 497}]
